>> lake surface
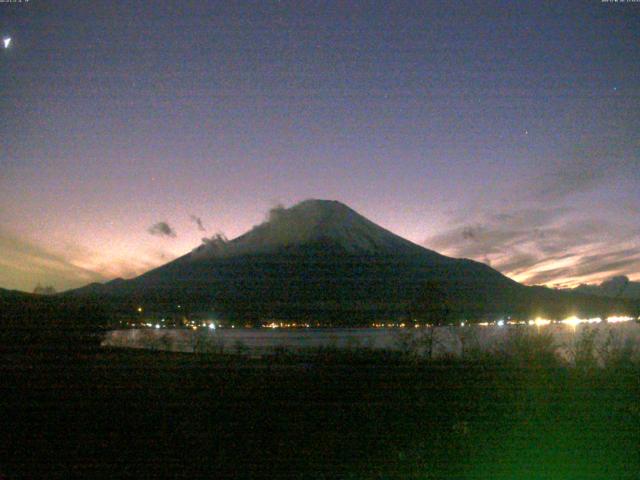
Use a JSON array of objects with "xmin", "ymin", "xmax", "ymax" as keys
[{"xmin": 103, "ymin": 321, "xmax": 640, "ymax": 361}]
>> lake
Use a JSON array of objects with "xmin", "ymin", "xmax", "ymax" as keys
[{"xmin": 103, "ymin": 320, "xmax": 640, "ymax": 361}]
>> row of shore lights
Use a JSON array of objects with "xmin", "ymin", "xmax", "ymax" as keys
[
  {"xmin": 372, "ymin": 316, "xmax": 636, "ymax": 329},
  {"xmin": 134, "ymin": 305, "xmax": 635, "ymax": 330},
  {"xmin": 479, "ymin": 315, "xmax": 635, "ymax": 327},
  {"xmin": 134, "ymin": 305, "xmax": 221, "ymax": 330},
  {"xmin": 230, "ymin": 316, "xmax": 636, "ymax": 329}
]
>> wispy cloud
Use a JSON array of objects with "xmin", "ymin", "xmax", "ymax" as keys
[
  {"xmin": 524, "ymin": 248, "xmax": 640, "ymax": 286},
  {"xmin": 424, "ymin": 205, "xmax": 639, "ymax": 287},
  {"xmin": 534, "ymin": 136, "xmax": 639, "ymax": 201},
  {"xmin": 0, "ymin": 228, "xmax": 109, "ymax": 292},
  {"xmin": 423, "ymin": 133, "xmax": 640, "ymax": 287},
  {"xmin": 0, "ymin": 228, "xmax": 176, "ymax": 292},
  {"xmin": 189, "ymin": 214, "xmax": 206, "ymax": 232},
  {"xmin": 148, "ymin": 221, "xmax": 177, "ymax": 238}
]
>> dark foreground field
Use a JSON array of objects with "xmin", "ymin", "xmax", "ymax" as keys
[{"xmin": 1, "ymin": 347, "xmax": 639, "ymax": 479}]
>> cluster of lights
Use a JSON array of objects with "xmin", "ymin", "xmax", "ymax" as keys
[
  {"xmin": 265, "ymin": 322, "xmax": 312, "ymax": 329},
  {"xmin": 607, "ymin": 315, "xmax": 635, "ymax": 323},
  {"xmin": 138, "ymin": 322, "xmax": 154, "ymax": 328},
  {"xmin": 555, "ymin": 315, "xmax": 635, "ymax": 326},
  {"xmin": 187, "ymin": 320, "xmax": 217, "ymax": 330},
  {"xmin": 559, "ymin": 316, "xmax": 600, "ymax": 327},
  {"xmin": 371, "ymin": 322, "xmax": 428, "ymax": 328},
  {"xmin": 475, "ymin": 316, "xmax": 635, "ymax": 328},
  {"xmin": 529, "ymin": 318, "xmax": 551, "ymax": 327},
  {"xmin": 125, "ymin": 310, "xmax": 223, "ymax": 330}
]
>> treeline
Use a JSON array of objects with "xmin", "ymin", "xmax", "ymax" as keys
[{"xmin": 0, "ymin": 290, "xmax": 109, "ymax": 353}]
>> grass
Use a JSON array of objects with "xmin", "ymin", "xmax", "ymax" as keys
[{"xmin": 0, "ymin": 339, "xmax": 639, "ymax": 479}]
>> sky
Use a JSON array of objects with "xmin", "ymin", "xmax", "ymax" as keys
[{"xmin": 1, "ymin": 0, "xmax": 639, "ymax": 292}]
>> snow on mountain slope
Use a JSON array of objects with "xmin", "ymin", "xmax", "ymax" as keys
[{"xmin": 190, "ymin": 199, "xmax": 443, "ymax": 259}]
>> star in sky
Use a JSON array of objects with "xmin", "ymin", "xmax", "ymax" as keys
[{"xmin": 2, "ymin": 37, "xmax": 11, "ymax": 49}]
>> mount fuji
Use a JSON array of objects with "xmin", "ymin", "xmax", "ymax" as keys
[{"xmin": 67, "ymin": 200, "xmax": 630, "ymax": 323}]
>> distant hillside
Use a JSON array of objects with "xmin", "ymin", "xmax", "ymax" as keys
[
  {"xmin": 0, "ymin": 287, "xmax": 36, "ymax": 301},
  {"xmin": 574, "ymin": 276, "xmax": 640, "ymax": 300},
  {"xmin": 0, "ymin": 287, "xmax": 108, "ymax": 351}
]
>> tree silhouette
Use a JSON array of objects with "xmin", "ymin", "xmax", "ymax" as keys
[
  {"xmin": 408, "ymin": 281, "xmax": 452, "ymax": 359},
  {"xmin": 33, "ymin": 284, "xmax": 57, "ymax": 295}
]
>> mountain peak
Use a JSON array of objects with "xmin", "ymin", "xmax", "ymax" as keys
[
  {"xmin": 191, "ymin": 199, "xmax": 431, "ymax": 259},
  {"xmin": 264, "ymin": 199, "xmax": 353, "ymax": 227},
  {"xmin": 293, "ymin": 198, "xmax": 349, "ymax": 208}
]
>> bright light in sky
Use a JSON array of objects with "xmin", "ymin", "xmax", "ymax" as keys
[{"xmin": 3, "ymin": 37, "xmax": 11, "ymax": 49}]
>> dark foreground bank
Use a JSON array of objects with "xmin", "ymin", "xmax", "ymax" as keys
[{"xmin": 0, "ymin": 347, "xmax": 639, "ymax": 479}]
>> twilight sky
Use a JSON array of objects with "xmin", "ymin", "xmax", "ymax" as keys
[{"xmin": 1, "ymin": 0, "xmax": 639, "ymax": 292}]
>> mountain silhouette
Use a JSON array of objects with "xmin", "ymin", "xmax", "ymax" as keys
[{"xmin": 66, "ymin": 200, "xmax": 635, "ymax": 323}]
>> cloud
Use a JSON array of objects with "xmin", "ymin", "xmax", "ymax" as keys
[
  {"xmin": 190, "ymin": 233, "xmax": 229, "ymax": 259},
  {"xmin": 491, "ymin": 252, "xmax": 544, "ymax": 274},
  {"xmin": 426, "ymin": 206, "xmax": 569, "ymax": 257},
  {"xmin": 524, "ymin": 248, "xmax": 640, "ymax": 286},
  {"xmin": 0, "ymin": 228, "xmax": 109, "ymax": 292},
  {"xmin": 424, "ymin": 205, "xmax": 639, "ymax": 287},
  {"xmin": 575, "ymin": 275, "xmax": 640, "ymax": 300},
  {"xmin": 534, "ymin": 136, "xmax": 639, "ymax": 200},
  {"xmin": 190, "ymin": 215, "xmax": 206, "ymax": 232},
  {"xmin": 147, "ymin": 221, "xmax": 177, "ymax": 238}
]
